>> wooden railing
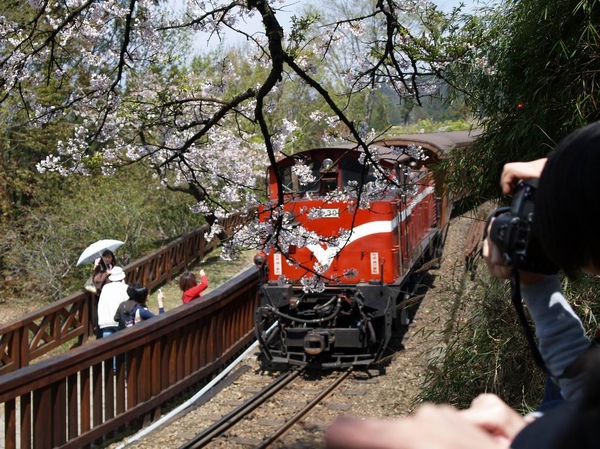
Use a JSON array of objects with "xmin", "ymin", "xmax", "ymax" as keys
[
  {"xmin": 0, "ymin": 267, "xmax": 260, "ymax": 449},
  {"xmin": 0, "ymin": 212, "xmax": 251, "ymax": 376}
]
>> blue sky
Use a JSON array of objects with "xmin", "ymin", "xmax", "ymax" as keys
[{"xmin": 438, "ymin": 0, "xmax": 477, "ymax": 11}]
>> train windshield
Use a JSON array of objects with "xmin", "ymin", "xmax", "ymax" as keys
[
  {"xmin": 340, "ymin": 157, "xmax": 376, "ymax": 187},
  {"xmin": 277, "ymin": 156, "xmax": 380, "ymax": 195},
  {"xmin": 279, "ymin": 164, "xmax": 321, "ymax": 193}
]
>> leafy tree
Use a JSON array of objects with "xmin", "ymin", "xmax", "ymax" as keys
[{"xmin": 0, "ymin": 164, "xmax": 205, "ymax": 302}]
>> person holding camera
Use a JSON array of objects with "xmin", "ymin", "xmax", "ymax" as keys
[
  {"xmin": 179, "ymin": 269, "xmax": 209, "ymax": 304},
  {"xmin": 128, "ymin": 283, "xmax": 165, "ymax": 323},
  {"xmin": 326, "ymin": 122, "xmax": 600, "ymax": 449},
  {"xmin": 482, "ymin": 121, "xmax": 600, "ymax": 447}
]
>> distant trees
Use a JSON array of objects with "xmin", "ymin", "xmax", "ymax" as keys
[{"xmin": 0, "ymin": 164, "xmax": 206, "ymax": 302}]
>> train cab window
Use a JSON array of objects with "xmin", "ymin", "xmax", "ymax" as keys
[
  {"xmin": 340, "ymin": 157, "xmax": 376, "ymax": 187},
  {"xmin": 279, "ymin": 165, "xmax": 296, "ymax": 192},
  {"xmin": 277, "ymin": 164, "xmax": 321, "ymax": 194},
  {"xmin": 322, "ymin": 174, "xmax": 339, "ymax": 192}
]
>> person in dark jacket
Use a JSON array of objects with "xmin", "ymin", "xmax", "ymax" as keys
[
  {"xmin": 128, "ymin": 283, "xmax": 164, "ymax": 323},
  {"xmin": 93, "ymin": 249, "xmax": 118, "ymax": 295},
  {"xmin": 114, "ymin": 284, "xmax": 139, "ymax": 329}
]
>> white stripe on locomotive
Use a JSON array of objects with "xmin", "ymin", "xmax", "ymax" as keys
[{"xmin": 305, "ymin": 185, "xmax": 435, "ymax": 269}]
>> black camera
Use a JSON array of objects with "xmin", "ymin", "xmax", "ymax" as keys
[{"xmin": 487, "ymin": 179, "xmax": 557, "ymax": 274}]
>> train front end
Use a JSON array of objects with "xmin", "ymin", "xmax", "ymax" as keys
[{"xmin": 254, "ymin": 145, "xmax": 439, "ymax": 369}]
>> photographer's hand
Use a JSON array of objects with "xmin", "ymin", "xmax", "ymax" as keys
[
  {"xmin": 326, "ymin": 403, "xmax": 506, "ymax": 449},
  {"xmin": 460, "ymin": 394, "xmax": 528, "ymax": 446},
  {"xmin": 500, "ymin": 158, "xmax": 547, "ymax": 194},
  {"xmin": 483, "ymin": 219, "xmax": 512, "ymax": 279}
]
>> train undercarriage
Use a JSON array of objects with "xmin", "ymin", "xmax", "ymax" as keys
[
  {"xmin": 255, "ymin": 283, "xmax": 394, "ymax": 369},
  {"xmin": 254, "ymin": 264, "xmax": 435, "ymax": 370}
]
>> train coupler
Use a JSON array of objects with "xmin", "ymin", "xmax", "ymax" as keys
[{"xmin": 304, "ymin": 330, "xmax": 334, "ymax": 355}]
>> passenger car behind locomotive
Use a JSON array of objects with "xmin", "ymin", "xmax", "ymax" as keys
[{"xmin": 254, "ymin": 131, "xmax": 476, "ymax": 369}]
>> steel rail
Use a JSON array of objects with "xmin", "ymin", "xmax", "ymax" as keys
[
  {"xmin": 179, "ymin": 369, "xmax": 301, "ymax": 449},
  {"xmin": 254, "ymin": 369, "xmax": 352, "ymax": 449}
]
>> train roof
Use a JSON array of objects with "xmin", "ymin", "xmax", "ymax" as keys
[
  {"xmin": 374, "ymin": 129, "xmax": 481, "ymax": 159},
  {"xmin": 278, "ymin": 130, "xmax": 481, "ymax": 165}
]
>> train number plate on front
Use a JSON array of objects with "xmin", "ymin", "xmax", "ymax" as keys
[
  {"xmin": 320, "ymin": 208, "xmax": 339, "ymax": 218},
  {"xmin": 273, "ymin": 253, "xmax": 282, "ymax": 275}
]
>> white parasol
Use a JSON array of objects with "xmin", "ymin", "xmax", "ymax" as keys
[{"xmin": 76, "ymin": 239, "xmax": 124, "ymax": 266}]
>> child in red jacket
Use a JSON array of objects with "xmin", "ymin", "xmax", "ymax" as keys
[{"xmin": 179, "ymin": 269, "xmax": 209, "ymax": 304}]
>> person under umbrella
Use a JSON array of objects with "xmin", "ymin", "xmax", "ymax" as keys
[
  {"xmin": 92, "ymin": 249, "xmax": 118, "ymax": 295},
  {"xmin": 79, "ymin": 239, "xmax": 124, "ymax": 296}
]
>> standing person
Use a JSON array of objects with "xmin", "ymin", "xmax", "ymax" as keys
[
  {"xmin": 326, "ymin": 121, "xmax": 600, "ymax": 449},
  {"xmin": 128, "ymin": 284, "xmax": 165, "ymax": 323},
  {"xmin": 87, "ymin": 249, "xmax": 119, "ymax": 338},
  {"xmin": 179, "ymin": 269, "xmax": 208, "ymax": 304},
  {"xmin": 97, "ymin": 266, "xmax": 129, "ymax": 338},
  {"xmin": 114, "ymin": 284, "xmax": 139, "ymax": 330},
  {"xmin": 92, "ymin": 249, "xmax": 118, "ymax": 295}
]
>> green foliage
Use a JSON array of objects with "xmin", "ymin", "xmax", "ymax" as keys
[
  {"xmin": 443, "ymin": 0, "xmax": 600, "ymax": 203},
  {"xmin": 0, "ymin": 94, "xmax": 74, "ymax": 220},
  {"xmin": 418, "ymin": 262, "xmax": 600, "ymax": 412},
  {"xmin": 0, "ymin": 164, "xmax": 205, "ymax": 302},
  {"xmin": 385, "ymin": 118, "xmax": 474, "ymax": 135},
  {"xmin": 417, "ymin": 273, "xmax": 545, "ymax": 412}
]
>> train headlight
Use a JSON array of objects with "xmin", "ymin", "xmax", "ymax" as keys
[
  {"xmin": 282, "ymin": 211, "xmax": 296, "ymax": 225},
  {"xmin": 321, "ymin": 158, "xmax": 334, "ymax": 171},
  {"xmin": 253, "ymin": 252, "xmax": 267, "ymax": 268}
]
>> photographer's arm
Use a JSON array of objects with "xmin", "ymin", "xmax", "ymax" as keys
[
  {"xmin": 520, "ymin": 276, "xmax": 590, "ymax": 401},
  {"xmin": 484, "ymin": 230, "xmax": 590, "ymax": 401}
]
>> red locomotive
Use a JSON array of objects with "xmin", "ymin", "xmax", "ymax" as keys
[{"xmin": 254, "ymin": 131, "xmax": 476, "ymax": 369}]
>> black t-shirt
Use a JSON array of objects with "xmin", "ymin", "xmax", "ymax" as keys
[{"xmin": 512, "ymin": 399, "xmax": 600, "ymax": 449}]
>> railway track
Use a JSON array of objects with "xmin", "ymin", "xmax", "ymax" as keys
[{"xmin": 177, "ymin": 366, "xmax": 354, "ymax": 449}]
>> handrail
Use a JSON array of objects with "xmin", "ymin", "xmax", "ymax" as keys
[
  {"xmin": 0, "ymin": 211, "xmax": 251, "ymax": 376},
  {"xmin": 0, "ymin": 266, "xmax": 261, "ymax": 449}
]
